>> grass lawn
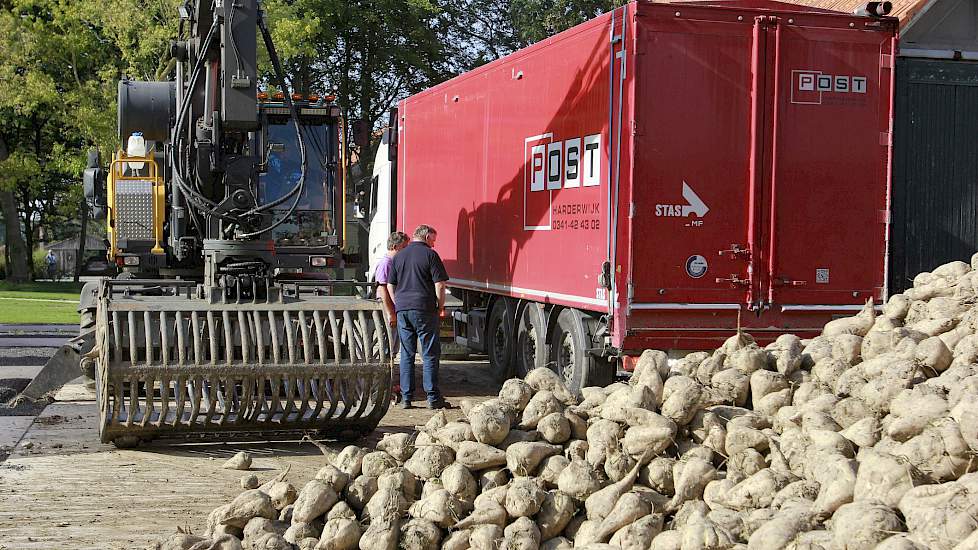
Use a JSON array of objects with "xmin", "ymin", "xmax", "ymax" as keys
[
  {"xmin": 0, "ymin": 281, "xmax": 83, "ymax": 324},
  {"xmin": 0, "ymin": 280, "xmax": 85, "ymax": 299}
]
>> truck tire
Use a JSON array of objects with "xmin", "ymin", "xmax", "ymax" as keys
[
  {"xmin": 487, "ymin": 298, "xmax": 516, "ymax": 381},
  {"xmin": 516, "ymin": 303, "xmax": 548, "ymax": 377},
  {"xmin": 550, "ymin": 308, "xmax": 613, "ymax": 395}
]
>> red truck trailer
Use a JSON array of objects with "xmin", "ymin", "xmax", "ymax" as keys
[{"xmin": 386, "ymin": 0, "xmax": 897, "ymax": 391}]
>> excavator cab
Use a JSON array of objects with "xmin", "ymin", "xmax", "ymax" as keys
[{"xmin": 257, "ymin": 97, "xmax": 343, "ymax": 251}]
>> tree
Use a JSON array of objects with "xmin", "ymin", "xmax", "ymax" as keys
[
  {"xmin": 263, "ymin": 0, "xmax": 456, "ymax": 157},
  {"xmin": 441, "ymin": 0, "xmax": 522, "ymax": 66},
  {"xmin": 0, "ymin": 135, "xmax": 29, "ymax": 282},
  {"xmin": 508, "ymin": 0, "xmax": 624, "ymax": 45},
  {"xmin": 440, "ymin": 0, "xmax": 626, "ymax": 66},
  {"xmin": 0, "ymin": 0, "xmax": 177, "ymax": 280}
]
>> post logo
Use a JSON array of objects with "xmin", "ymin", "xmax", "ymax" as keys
[
  {"xmin": 527, "ymin": 133, "xmax": 601, "ymax": 192},
  {"xmin": 792, "ymin": 70, "xmax": 867, "ymax": 105},
  {"xmin": 523, "ymin": 131, "xmax": 603, "ymax": 231}
]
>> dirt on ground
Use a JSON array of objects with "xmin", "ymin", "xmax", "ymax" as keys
[
  {"xmin": 0, "ymin": 349, "xmax": 56, "ymax": 423},
  {"xmin": 0, "ymin": 359, "xmax": 500, "ymax": 550}
]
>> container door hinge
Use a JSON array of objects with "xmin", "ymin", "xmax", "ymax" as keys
[
  {"xmin": 719, "ymin": 244, "xmax": 751, "ymax": 260},
  {"xmin": 880, "ymin": 131, "xmax": 891, "ymax": 146},
  {"xmin": 716, "ymin": 274, "xmax": 750, "ymax": 287},
  {"xmin": 881, "ymin": 53, "xmax": 893, "ymax": 69},
  {"xmin": 629, "ymin": 202, "xmax": 635, "ymax": 218},
  {"xmin": 600, "ymin": 261, "xmax": 613, "ymax": 290}
]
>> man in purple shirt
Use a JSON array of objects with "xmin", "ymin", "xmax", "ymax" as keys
[{"xmin": 375, "ymin": 231, "xmax": 409, "ymax": 327}]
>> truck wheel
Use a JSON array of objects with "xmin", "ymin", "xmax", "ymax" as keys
[
  {"xmin": 550, "ymin": 308, "xmax": 613, "ymax": 395},
  {"xmin": 487, "ymin": 298, "xmax": 515, "ymax": 382},
  {"xmin": 516, "ymin": 303, "xmax": 547, "ymax": 378}
]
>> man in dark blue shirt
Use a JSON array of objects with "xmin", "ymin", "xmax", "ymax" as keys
[{"xmin": 386, "ymin": 224, "xmax": 451, "ymax": 409}]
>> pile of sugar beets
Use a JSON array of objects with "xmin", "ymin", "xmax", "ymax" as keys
[{"xmin": 157, "ymin": 257, "xmax": 978, "ymax": 550}]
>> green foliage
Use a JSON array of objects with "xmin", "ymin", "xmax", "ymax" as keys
[
  {"xmin": 0, "ymin": 279, "xmax": 81, "ymax": 323},
  {"xmin": 0, "ymin": 301, "xmax": 79, "ymax": 324},
  {"xmin": 0, "ymin": 279, "xmax": 84, "ymax": 297},
  {"xmin": 32, "ymin": 248, "xmax": 48, "ymax": 279},
  {"xmin": 262, "ymin": 0, "xmax": 455, "ymax": 125},
  {"xmin": 439, "ymin": 0, "xmax": 624, "ymax": 65},
  {"xmin": 0, "ymin": 0, "xmax": 178, "ymax": 274},
  {"xmin": 0, "ymin": 0, "xmax": 154, "ymax": 154},
  {"xmin": 508, "ymin": 0, "xmax": 625, "ymax": 45},
  {"xmin": 89, "ymin": 0, "xmax": 182, "ymax": 81}
]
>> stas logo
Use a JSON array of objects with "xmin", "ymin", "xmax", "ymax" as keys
[{"xmin": 523, "ymin": 132, "xmax": 603, "ymax": 231}]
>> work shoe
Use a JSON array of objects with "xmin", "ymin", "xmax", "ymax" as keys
[
  {"xmin": 427, "ymin": 399, "xmax": 454, "ymax": 410},
  {"xmin": 399, "ymin": 400, "xmax": 414, "ymax": 410}
]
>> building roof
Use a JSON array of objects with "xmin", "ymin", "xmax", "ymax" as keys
[
  {"xmin": 44, "ymin": 234, "xmax": 106, "ymax": 252},
  {"xmin": 657, "ymin": 0, "xmax": 933, "ymax": 25},
  {"xmin": 770, "ymin": 0, "xmax": 931, "ymax": 23}
]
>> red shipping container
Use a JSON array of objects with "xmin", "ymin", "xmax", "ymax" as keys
[{"xmin": 393, "ymin": 0, "xmax": 896, "ymax": 383}]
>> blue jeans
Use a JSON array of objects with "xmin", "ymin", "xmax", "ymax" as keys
[{"xmin": 397, "ymin": 309, "xmax": 442, "ymax": 404}]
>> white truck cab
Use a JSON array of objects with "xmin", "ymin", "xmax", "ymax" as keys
[{"xmin": 364, "ymin": 127, "xmax": 395, "ymax": 282}]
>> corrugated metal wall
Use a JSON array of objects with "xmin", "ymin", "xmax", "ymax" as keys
[{"xmin": 890, "ymin": 57, "xmax": 978, "ymax": 294}]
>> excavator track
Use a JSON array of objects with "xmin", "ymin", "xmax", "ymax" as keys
[{"xmin": 93, "ymin": 280, "xmax": 392, "ymax": 447}]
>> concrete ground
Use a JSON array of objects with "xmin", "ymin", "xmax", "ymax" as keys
[
  {"xmin": 0, "ymin": 325, "xmax": 74, "ymax": 351},
  {"xmin": 0, "ymin": 329, "xmax": 498, "ymax": 549},
  {"xmin": 0, "ymin": 327, "xmax": 66, "ymax": 440}
]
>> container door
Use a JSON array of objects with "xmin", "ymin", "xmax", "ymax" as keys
[
  {"xmin": 762, "ymin": 20, "xmax": 893, "ymax": 307},
  {"xmin": 628, "ymin": 16, "xmax": 755, "ymax": 308}
]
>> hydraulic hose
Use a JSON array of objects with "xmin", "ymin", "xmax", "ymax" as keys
[
  {"xmin": 169, "ymin": 2, "xmax": 308, "ymax": 238},
  {"xmin": 236, "ymin": 2, "xmax": 308, "ymax": 238}
]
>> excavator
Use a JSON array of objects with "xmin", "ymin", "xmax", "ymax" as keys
[{"xmin": 24, "ymin": 0, "xmax": 393, "ymax": 448}]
